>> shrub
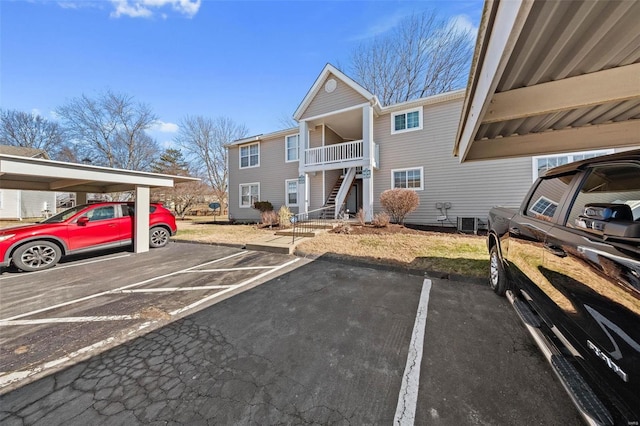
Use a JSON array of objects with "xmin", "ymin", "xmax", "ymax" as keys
[
  {"xmin": 278, "ymin": 206, "xmax": 292, "ymax": 228},
  {"xmin": 372, "ymin": 212, "xmax": 390, "ymax": 227},
  {"xmin": 260, "ymin": 210, "xmax": 278, "ymax": 227},
  {"xmin": 253, "ymin": 201, "xmax": 273, "ymax": 212},
  {"xmin": 380, "ymin": 188, "xmax": 419, "ymax": 224},
  {"xmin": 356, "ymin": 208, "xmax": 366, "ymax": 225}
]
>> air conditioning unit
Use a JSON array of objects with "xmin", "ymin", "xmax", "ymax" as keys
[{"xmin": 457, "ymin": 217, "xmax": 478, "ymax": 234}]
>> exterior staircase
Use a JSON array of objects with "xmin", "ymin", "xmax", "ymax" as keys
[
  {"xmin": 320, "ymin": 176, "xmax": 344, "ymax": 218},
  {"xmin": 320, "ymin": 167, "xmax": 357, "ymax": 219}
]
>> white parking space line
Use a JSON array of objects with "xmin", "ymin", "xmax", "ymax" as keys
[
  {"xmin": 182, "ymin": 266, "xmax": 276, "ymax": 272},
  {"xmin": 0, "ymin": 255, "xmax": 302, "ymax": 390},
  {"xmin": 170, "ymin": 257, "xmax": 301, "ymax": 316},
  {"xmin": 118, "ymin": 286, "xmax": 233, "ymax": 293},
  {"xmin": 0, "ymin": 254, "xmax": 132, "ymax": 281},
  {"xmin": 394, "ymin": 278, "xmax": 432, "ymax": 426},
  {"xmin": 0, "ymin": 315, "xmax": 139, "ymax": 326},
  {"xmin": 1, "ymin": 251, "xmax": 248, "ymax": 321}
]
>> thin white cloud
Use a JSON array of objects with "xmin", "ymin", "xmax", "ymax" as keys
[
  {"xmin": 349, "ymin": 10, "xmax": 408, "ymax": 41},
  {"xmin": 152, "ymin": 120, "xmax": 179, "ymax": 133},
  {"xmin": 448, "ymin": 14, "xmax": 478, "ymax": 41},
  {"xmin": 110, "ymin": 0, "xmax": 201, "ymax": 18}
]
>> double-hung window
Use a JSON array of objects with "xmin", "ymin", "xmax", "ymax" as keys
[
  {"xmin": 285, "ymin": 134, "xmax": 299, "ymax": 162},
  {"xmin": 532, "ymin": 149, "xmax": 613, "ymax": 180},
  {"xmin": 239, "ymin": 183, "xmax": 259, "ymax": 208},
  {"xmin": 391, "ymin": 107, "xmax": 422, "ymax": 134},
  {"xmin": 240, "ymin": 143, "xmax": 260, "ymax": 168},
  {"xmin": 285, "ymin": 179, "xmax": 298, "ymax": 206},
  {"xmin": 391, "ymin": 167, "xmax": 423, "ymax": 190}
]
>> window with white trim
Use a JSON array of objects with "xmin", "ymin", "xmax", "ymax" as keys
[
  {"xmin": 529, "ymin": 196, "xmax": 558, "ymax": 219},
  {"xmin": 532, "ymin": 149, "xmax": 614, "ymax": 180},
  {"xmin": 240, "ymin": 143, "xmax": 260, "ymax": 168},
  {"xmin": 391, "ymin": 107, "xmax": 423, "ymax": 134},
  {"xmin": 285, "ymin": 179, "xmax": 298, "ymax": 206},
  {"xmin": 285, "ymin": 134, "xmax": 299, "ymax": 162},
  {"xmin": 239, "ymin": 183, "xmax": 259, "ymax": 208},
  {"xmin": 391, "ymin": 167, "xmax": 423, "ymax": 190}
]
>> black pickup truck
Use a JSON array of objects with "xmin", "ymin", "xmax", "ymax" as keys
[{"xmin": 487, "ymin": 150, "xmax": 640, "ymax": 425}]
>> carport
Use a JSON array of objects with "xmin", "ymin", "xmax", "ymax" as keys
[
  {"xmin": 455, "ymin": 0, "xmax": 640, "ymax": 161},
  {"xmin": 0, "ymin": 153, "xmax": 198, "ymax": 253}
]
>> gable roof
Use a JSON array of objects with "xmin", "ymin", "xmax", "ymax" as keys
[
  {"xmin": 0, "ymin": 145, "xmax": 50, "ymax": 159},
  {"xmin": 293, "ymin": 64, "xmax": 378, "ymax": 121}
]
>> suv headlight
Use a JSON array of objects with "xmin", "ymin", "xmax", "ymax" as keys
[{"xmin": 0, "ymin": 234, "xmax": 15, "ymax": 242}]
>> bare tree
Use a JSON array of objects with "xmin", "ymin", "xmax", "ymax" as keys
[
  {"xmin": 350, "ymin": 10, "xmax": 473, "ymax": 106},
  {"xmin": 175, "ymin": 116, "xmax": 248, "ymax": 213},
  {"xmin": 0, "ymin": 109, "xmax": 68, "ymax": 159},
  {"xmin": 151, "ymin": 148, "xmax": 209, "ymax": 219},
  {"xmin": 56, "ymin": 90, "xmax": 160, "ymax": 170}
]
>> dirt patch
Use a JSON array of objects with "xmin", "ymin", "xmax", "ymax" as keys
[
  {"xmin": 333, "ymin": 224, "xmax": 423, "ymax": 235},
  {"xmin": 139, "ymin": 307, "xmax": 171, "ymax": 320}
]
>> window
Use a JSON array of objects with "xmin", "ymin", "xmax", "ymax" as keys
[
  {"xmin": 567, "ymin": 164, "xmax": 640, "ymax": 229},
  {"xmin": 240, "ymin": 143, "xmax": 260, "ymax": 168},
  {"xmin": 391, "ymin": 167, "xmax": 423, "ymax": 190},
  {"xmin": 239, "ymin": 183, "xmax": 259, "ymax": 208},
  {"xmin": 529, "ymin": 196, "xmax": 558, "ymax": 218},
  {"xmin": 391, "ymin": 107, "xmax": 422, "ymax": 134},
  {"xmin": 285, "ymin": 134, "xmax": 299, "ymax": 162},
  {"xmin": 532, "ymin": 150, "xmax": 614, "ymax": 180},
  {"xmin": 525, "ymin": 174, "xmax": 575, "ymax": 221},
  {"xmin": 285, "ymin": 179, "xmax": 298, "ymax": 206},
  {"xmin": 85, "ymin": 206, "xmax": 116, "ymax": 221}
]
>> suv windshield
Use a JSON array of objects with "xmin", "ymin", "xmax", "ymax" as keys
[{"xmin": 41, "ymin": 204, "xmax": 90, "ymax": 223}]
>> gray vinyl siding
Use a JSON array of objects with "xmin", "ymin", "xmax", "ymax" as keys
[
  {"xmin": 308, "ymin": 174, "xmax": 324, "ymax": 211},
  {"xmin": 20, "ymin": 191, "xmax": 56, "ymax": 218},
  {"xmin": 300, "ymin": 73, "xmax": 367, "ymax": 120},
  {"xmin": 228, "ymin": 135, "xmax": 299, "ymax": 221},
  {"xmin": 324, "ymin": 126, "xmax": 343, "ymax": 145},
  {"xmin": 309, "ymin": 129, "xmax": 322, "ymax": 149},
  {"xmin": 372, "ymin": 98, "xmax": 533, "ymax": 226},
  {"xmin": 0, "ymin": 189, "xmax": 19, "ymax": 219},
  {"xmin": 0, "ymin": 190, "xmax": 55, "ymax": 219}
]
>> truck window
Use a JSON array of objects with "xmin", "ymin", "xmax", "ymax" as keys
[
  {"xmin": 567, "ymin": 164, "xmax": 640, "ymax": 228},
  {"xmin": 525, "ymin": 174, "xmax": 575, "ymax": 222}
]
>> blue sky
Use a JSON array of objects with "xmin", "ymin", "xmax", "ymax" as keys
[{"xmin": 1, "ymin": 0, "xmax": 482, "ymax": 147}]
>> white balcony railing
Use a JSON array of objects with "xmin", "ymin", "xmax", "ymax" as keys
[{"xmin": 305, "ymin": 140, "xmax": 363, "ymax": 166}]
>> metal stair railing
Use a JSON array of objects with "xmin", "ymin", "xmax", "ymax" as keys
[{"xmin": 290, "ymin": 205, "xmax": 337, "ymax": 243}]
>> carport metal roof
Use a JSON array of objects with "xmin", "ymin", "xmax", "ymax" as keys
[
  {"xmin": 0, "ymin": 154, "xmax": 198, "ymax": 193},
  {"xmin": 454, "ymin": 0, "xmax": 640, "ymax": 162}
]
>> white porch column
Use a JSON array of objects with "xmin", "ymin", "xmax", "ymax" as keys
[
  {"xmin": 298, "ymin": 121, "xmax": 309, "ymax": 215},
  {"xmin": 134, "ymin": 185, "xmax": 150, "ymax": 254},
  {"xmin": 362, "ymin": 104, "xmax": 375, "ymax": 221}
]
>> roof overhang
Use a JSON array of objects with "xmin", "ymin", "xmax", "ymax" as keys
[
  {"xmin": 455, "ymin": 0, "xmax": 640, "ymax": 162},
  {"xmin": 0, "ymin": 154, "xmax": 199, "ymax": 193}
]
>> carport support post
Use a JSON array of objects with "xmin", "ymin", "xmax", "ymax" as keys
[
  {"xmin": 76, "ymin": 192, "xmax": 88, "ymax": 205},
  {"xmin": 134, "ymin": 186, "xmax": 150, "ymax": 254}
]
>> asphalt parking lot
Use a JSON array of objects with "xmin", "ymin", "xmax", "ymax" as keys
[{"xmin": 0, "ymin": 242, "xmax": 581, "ymax": 425}]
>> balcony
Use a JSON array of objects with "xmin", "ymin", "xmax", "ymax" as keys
[{"xmin": 303, "ymin": 139, "xmax": 378, "ymax": 172}]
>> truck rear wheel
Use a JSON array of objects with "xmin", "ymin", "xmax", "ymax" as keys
[{"xmin": 489, "ymin": 245, "xmax": 508, "ymax": 296}]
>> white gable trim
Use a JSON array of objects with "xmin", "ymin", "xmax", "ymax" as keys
[{"xmin": 293, "ymin": 64, "xmax": 378, "ymax": 121}]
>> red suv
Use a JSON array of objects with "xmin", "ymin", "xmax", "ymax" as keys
[{"xmin": 0, "ymin": 202, "xmax": 177, "ymax": 272}]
